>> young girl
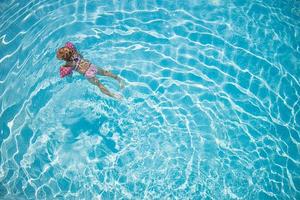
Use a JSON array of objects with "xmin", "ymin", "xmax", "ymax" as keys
[{"xmin": 56, "ymin": 42, "xmax": 123, "ymax": 99}]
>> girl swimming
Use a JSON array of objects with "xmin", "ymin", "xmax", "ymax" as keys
[{"xmin": 56, "ymin": 42, "xmax": 123, "ymax": 99}]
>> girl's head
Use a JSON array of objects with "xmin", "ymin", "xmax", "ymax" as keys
[{"xmin": 56, "ymin": 47, "xmax": 75, "ymax": 61}]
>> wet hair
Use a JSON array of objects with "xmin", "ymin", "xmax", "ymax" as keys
[{"xmin": 56, "ymin": 47, "xmax": 75, "ymax": 61}]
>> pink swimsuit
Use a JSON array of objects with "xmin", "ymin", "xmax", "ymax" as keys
[{"xmin": 85, "ymin": 64, "xmax": 98, "ymax": 79}]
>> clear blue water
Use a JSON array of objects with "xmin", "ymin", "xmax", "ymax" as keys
[{"xmin": 0, "ymin": 0, "xmax": 299, "ymax": 199}]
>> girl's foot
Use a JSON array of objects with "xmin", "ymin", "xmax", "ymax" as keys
[{"xmin": 119, "ymin": 79, "xmax": 125, "ymax": 89}]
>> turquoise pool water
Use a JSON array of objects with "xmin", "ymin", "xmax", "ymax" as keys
[{"xmin": 0, "ymin": 0, "xmax": 299, "ymax": 199}]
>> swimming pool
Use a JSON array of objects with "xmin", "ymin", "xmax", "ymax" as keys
[{"xmin": 0, "ymin": 0, "xmax": 299, "ymax": 199}]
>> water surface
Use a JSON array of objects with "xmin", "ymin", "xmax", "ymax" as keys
[{"xmin": 0, "ymin": 0, "xmax": 299, "ymax": 199}]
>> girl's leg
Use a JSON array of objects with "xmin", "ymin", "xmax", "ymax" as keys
[
  {"xmin": 96, "ymin": 67, "xmax": 125, "ymax": 89},
  {"xmin": 97, "ymin": 67, "xmax": 122, "ymax": 82},
  {"xmin": 88, "ymin": 77, "xmax": 118, "ymax": 98}
]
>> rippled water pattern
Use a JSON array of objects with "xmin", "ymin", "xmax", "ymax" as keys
[{"xmin": 0, "ymin": 0, "xmax": 300, "ymax": 199}]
